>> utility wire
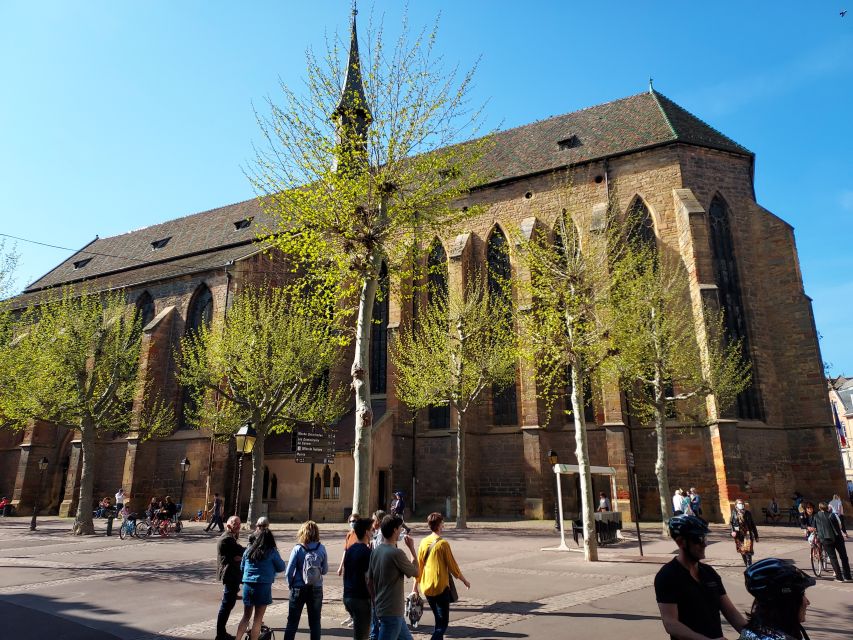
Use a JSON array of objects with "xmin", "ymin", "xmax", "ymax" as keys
[{"xmin": 0, "ymin": 231, "xmax": 251, "ymax": 275}]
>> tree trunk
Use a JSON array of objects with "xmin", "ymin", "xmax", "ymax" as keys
[
  {"xmin": 455, "ymin": 409, "xmax": 467, "ymax": 529},
  {"xmin": 351, "ymin": 254, "xmax": 381, "ymax": 516},
  {"xmin": 73, "ymin": 417, "xmax": 96, "ymax": 535},
  {"xmin": 570, "ymin": 365, "xmax": 598, "ymax": 561},
  {"xmin": 247, "ymin": 430, "xmax": 266, "ymax": 526},
  {"xmin": 653, "ymin": 368, "xmax": 671, "ymax": 536}
]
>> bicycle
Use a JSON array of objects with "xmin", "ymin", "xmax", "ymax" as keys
[
  {"xmin": 118, "ymin": 517, "xmax": 137, "ymax": 540},
  {"xmin": 809, "ymin": 537, "xmax": 832, "ymax": 577}
]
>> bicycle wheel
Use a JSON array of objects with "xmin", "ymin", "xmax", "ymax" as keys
[
  {"xmin": 135, "ymin": 520, "xmax": 150, "ymax": 538},
  {"xmin": 118, "ymin": 521, "xmax": 128, "ymax": 540},
  {"xmin": 811, "ymin": 545, "xmax": 822, "ymax": 577},
  {"xmin": 173, "ymin": 520, "xmax": 182, "ymax": 533},
  {"xmin": 822, "ymin": 549, "xmax": 832, "ymax": 574}
]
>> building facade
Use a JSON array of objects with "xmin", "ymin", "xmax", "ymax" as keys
[
  {"xmin": 828, "ymin": 376, "xmax": 853, "ymax": 498},
  {"xmin": 1, "ymin": 19, "xmax": 846, "ymax": 525}
]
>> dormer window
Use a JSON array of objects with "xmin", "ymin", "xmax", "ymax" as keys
[
  {"xmin": 233, "ymin": 217, "xmax": 253, "ymax": 230},
  {"xmin": 73, "ymin": 258, "xmax": 92, "ymax": 269},
  {"xmin": 151, "ymin": 237, "xmax": 171, "ymax": 250},
  {"xmin": 557, "ymin": 135, "xmax": 580, "ymax": 150}
]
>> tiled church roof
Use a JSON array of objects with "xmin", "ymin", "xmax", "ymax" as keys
[{"xmin": 22, "ymin": 90, "xmax": 749, "ymax": 296}]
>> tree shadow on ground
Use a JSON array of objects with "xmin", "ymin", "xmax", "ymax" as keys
[{"xmin": 0, "ymin": 595, "xmax": 129, "ymax": 639}]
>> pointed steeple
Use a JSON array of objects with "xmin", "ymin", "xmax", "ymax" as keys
[{"xmin": 332, "ymin": 3, "xmax": 371, "ymax": 173}]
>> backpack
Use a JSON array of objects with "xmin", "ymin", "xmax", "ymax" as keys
[
  {"xmin": 300, "ymin": 543, "xmax": 323, "ymax": 586},
  {"xmin": 405, "ymin": 591, "xmax": 424, "ymax": 628},
  {"xmin": 245, "ymin": 624, "xmax": 274, "ymax": 640}
]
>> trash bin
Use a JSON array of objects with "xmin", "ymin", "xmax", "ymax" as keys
[{"xmin": 106, "ymin": 513, "xmax": 115, "ymax": 536}]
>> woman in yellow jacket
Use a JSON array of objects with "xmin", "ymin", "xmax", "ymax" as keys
[{"xmin": 415, "ymin": 512, "xmax": 471, "ymax": 640}]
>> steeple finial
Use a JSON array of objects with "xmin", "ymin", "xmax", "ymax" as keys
[
  {"xmin": 649, "ymin": 77, "xmax": 654, "ymax": 93},
  {"xmin": 332, "ymin": 2, "xmax": 372, "ymax": 173}
]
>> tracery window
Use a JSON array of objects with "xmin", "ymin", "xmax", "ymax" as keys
[
  {"xmin": 370, "ymin": 262, "xmax": 389, "ymax": 394},
  {"xmin": 333, "ymin": 473, "xmax": 341, "ymax": 499},
  {"xmin": 708, "ymin": 197, "xmax": 764, "ymax": 420},
  {"xmin": 322, "ymin": 465, "xmax": 332, "ymax": 500},
  {"xmin": 136, "ymin": 291, "xmax": 156, "ymax": 329},
  {"xmin": 487, "ymin": 228, "xmax": 518, "ymax": 425},
  {"xmin": 180, "ymin": 284, "xmax": 214, "ymax": 429},
  {"xmin": 427, "ymin": 239, "xmax": 451, "ymax": 429}
]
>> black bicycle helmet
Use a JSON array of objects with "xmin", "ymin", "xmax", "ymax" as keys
[
  {"xmin": 745, "ymin": 558, "xmax": 815, "ymax": 602},
  {"xmin": 668, "ymin": 514, "xmax": 709, "ymax": 539}
]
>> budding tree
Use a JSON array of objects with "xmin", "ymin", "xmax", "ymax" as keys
[{"xmin": 250, "ymin": 9, "xmax": 489, "ymax": 514}]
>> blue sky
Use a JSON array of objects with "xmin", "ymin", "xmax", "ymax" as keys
[{"xmin": 1, "ymin": 1, "xmax": 851, "ymax": 374}]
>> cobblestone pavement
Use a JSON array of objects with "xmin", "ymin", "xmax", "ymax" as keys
[{"xmin": 0, "ymin": 516, "xmax": 851, "ymax": 639}]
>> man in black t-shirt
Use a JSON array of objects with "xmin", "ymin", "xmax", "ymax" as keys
[
  {"xmin": 655, "ymin": 515, "xmax": 746, "ymax": 640},
  {"xmin": 342, "ymin": 518, "xmax": 374, "ymax": 640}
]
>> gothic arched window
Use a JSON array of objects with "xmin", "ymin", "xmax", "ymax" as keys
[
  {"xmin": 322, "ymin": 465, "xmax": 332, "ymax": 499},
  {"xmin": 427, "ymin": 239, "xmax": 451, "ymax": 429},
  {"xmin": 313, "ymin": 473, "xmax": 322, "ymax": 499},
  {"xmin": 333, "ymin": 473, "xmax": 341, "ymax": 499},
  {"xmin": 262, "ymin": 466, "xmax": 270, "ymax": 500},
  {"xmin": 180, "ymin": 283, "xmax": 214, "ymax": 429},
  {"xmin": 136, "ymin": 291, "xmax": 155, "ymax": 329},
  {"xmin": 627, "ymin": 197, "xmax": 657, "ymax": 249},
  {"xmin": 487, "ymin": 227, "xmax": 518, "ymax": 426},
  {"xmin": 370, "ymin": 262, "xmax": 389, "ymax": 394},
  {"xmin": 271, "ymin": 474, "xmax": 278, "ymax": 500},
  {"xmin": 708, "ymin": 197, "xmax": 764, "ymax": 420}
]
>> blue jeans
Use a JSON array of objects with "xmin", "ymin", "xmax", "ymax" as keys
[
  {"xmin": 343, "ymin": 596, "xmax": 372, "ymax": 640},
  {"xmin": 426, "ymin": 588, "xmax": 451, "ymax": 640},
  {"xmin": 377, "ymin": 616, "xmax": 413, "ymax": 640},
  {"xmin": 216, "ymin": 581, "xmax": 239, "ymax": 637},
  {"xmin": 283, "ymin": 585, "xmax": 323, "ymax": 640}
]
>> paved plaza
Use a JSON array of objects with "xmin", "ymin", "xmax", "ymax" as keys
[{"xmin": 0, "ymin": 516, "xmax": 850, "ymax": 639}]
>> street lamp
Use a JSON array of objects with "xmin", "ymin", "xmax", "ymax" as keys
[
  {"xmin": 548, "ymin": 449, "xmax": 571, "ymax": 551},
  {"xmin": 178, "ymin": 457, "xmax": 191, "ymax": 516},
  {"xmin": 548, "ymin": 450, "xmax": 559, "ymax": 531},
  {"xmin": 233, "ymin": 423, "xmax": 257, "ymax": 518},
  {"xmin": 30, "ymin": 457, "xmax": 49, "ymax": 531}
]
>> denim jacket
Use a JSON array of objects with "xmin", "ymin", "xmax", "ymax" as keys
[{"xmin": 240, "ymin": 547, "xmax": 286, "ymax": 584}]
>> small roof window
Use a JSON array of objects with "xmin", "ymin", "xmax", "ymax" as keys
[
  {"xmin": 73, "ymin": 258, "xmax": 92, "ymax": 269},
  {"xmin": 151, "ymin": 237, "xmax": 171, "ymax": 250},
  {"xmin": 233, "ymin": 217, "xmax": 254, "ymax": 230},
  {"xmin": 557, "ymin": 135, "xmax": 580, "ymax": 150}
]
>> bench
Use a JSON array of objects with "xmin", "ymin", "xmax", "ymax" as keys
[
  {"xmin": 571, "ymin": 513, "xmax": 622, "ymax": 546},
  {"xmin": 761, "ymin": 507, "xmax": 798, "ymax": 525}
]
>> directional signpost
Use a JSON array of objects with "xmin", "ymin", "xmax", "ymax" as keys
[{"xmin": 295, "ymin": 427, "xmax": 336, "ymax": 520}]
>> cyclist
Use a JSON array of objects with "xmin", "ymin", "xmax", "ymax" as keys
[
  {"xmin": 655, "ymin": 515, "xmax": 746, "ymax": 640},
  {"xmin": 739, "ymin": 558, "xmax": 815, "ymax": 640},
  {"xmin": 799, "ymin": 502, "xmax": 816, "ymax": 545},
  {"xmin": 814, "ymin": 502, "xmax": 852, "ymax": 582}
]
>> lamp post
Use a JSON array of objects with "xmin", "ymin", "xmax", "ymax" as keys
[
  {"xmin": 233, "ymin": 422, "xmax": 257, "ymax": 519},
  {"xmin": 179, "ymin": 457, "xmax": 191, "ymax": 515},
  {"xmin": 548, "ymin": 449, "xmax": 559, "ymax": 531},
  {"xmin": 30, "ymin": 457, "xmax": 49, "ymax": 531}
]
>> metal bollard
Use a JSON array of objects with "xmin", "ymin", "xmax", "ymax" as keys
[{"xmin": 106, "ymin": 514, "xmax": 114, "ymax": 536}]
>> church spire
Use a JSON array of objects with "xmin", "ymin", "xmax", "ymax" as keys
[{"xmin": 332, "ymin": 2, "xmax": 371, "ymax": 173}]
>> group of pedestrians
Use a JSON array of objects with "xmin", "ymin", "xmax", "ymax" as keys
[
  {"xmin": 800, "ymin": 499, "xmax": 852, "ymax": 582},
  {"xmin": 656, "ymin": 514, "xmax": 818, "ymax": 640},
  {"xmin": 214, "ymin": 510, "xmax": 468, "ymax": 640},
  {"xmin": 672, "ymin": 487, "xmax": 702, "ymax": 518}
]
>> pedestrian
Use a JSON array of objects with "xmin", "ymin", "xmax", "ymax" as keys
[
  {"xmin": 689, "ymin": 488, "xmax": 702, "ymax": 519},
  {"xmin": 390, "ymin": 492, "xmax": 406, "ymax": 518},
  {"xmin": 766, "ymin": 497, "xmax": 782, "ymax": 524},
  {"xmin": 415, "ymin": 512, "xmax": 470, "ymax": 640},
  {"xmin": 738, "ymin": 558, "xmax": 815, "ymax": 640},
  {"xmin": 206, "ymin": 492, "xmax": 225, "ymax": 533},
  {"xmin": 342, "ymin": 518, "xmax": 374, "ymax": 640},
  {"xmin": 596, "ymin": 492, "xmax": 610, "ymax": 512},
  {"xmin": 672, "ymin": 489, "xmax": 684, "ymax": 516},
  {"xmin": 215, "ymin": 515, "xmax": 245, "ymax": 640},
  {"xmin": 828, "ymin": 493, "xmax": 848, "ymax": 537},
  {"xmin": 115, "ymin": 488, "xmax": 126, "ymax": 514},
  {"xmin": 283, "ymin": 520, "xmax": 328, "ymax": 640},
  {"xmin": 368, "ymin": 514, "xmax": 420, "ymax": 640},
  {"xmin": 655, "ymin": 515, "xmax": 746, "ymax": 640},
  {"xmin": 235, "ymin": 517, "xmax": 285, "ymax": 640},
  {"xmin": 338, "ymin": 512, "xmax": 362, "ymax": 629},
  {"xmin": 371, "ymin": 510, "xmax": 387, "ymax": 549},
  {"xmin": 730, "ymin": 498, "xmax": 759, "ymax": 566},
  {"xmin": 814, "ymin": 501, "xmax": 852, "ymax": 582}
]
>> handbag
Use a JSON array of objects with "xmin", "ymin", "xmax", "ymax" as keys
[{"xmin": 424, "ymin": 537, "xmax": 459, "ymax": 603}]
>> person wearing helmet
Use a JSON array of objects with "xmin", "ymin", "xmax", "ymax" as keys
[
  {"xmin": 655, "ymin": 515, "xmax": 746, "ymax": 640},
  {"xmin": 739, "ymin": 558, "xmax": 815, "ymax": 640}
]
